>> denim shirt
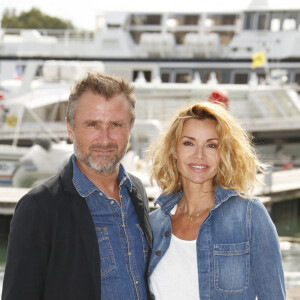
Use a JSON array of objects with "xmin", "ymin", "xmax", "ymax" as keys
[
  {"xmin": 148, "ymin": 186, "xmax": 286, "ymax": 300},
  {"xmin": 72, "ymin": 156, "xmax": 149, "ymax": 300}
]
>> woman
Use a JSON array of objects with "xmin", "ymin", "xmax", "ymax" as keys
[{"xmin": 147, "ymin": 102, "xmax": 285, "ymax": 299}]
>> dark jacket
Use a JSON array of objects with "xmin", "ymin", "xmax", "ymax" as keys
[{"xmin": 2, "ymin": 157, "xmax": 153, "ymax": 300}]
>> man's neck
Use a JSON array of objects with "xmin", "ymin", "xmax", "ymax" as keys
[{"xmin": 76, "ymin": 159, "xmax": 121, "ymax": 204}]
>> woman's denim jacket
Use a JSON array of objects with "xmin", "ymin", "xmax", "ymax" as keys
[{"xmin": 148, "ymin": 186, "xmax": 286, "ymax": 300}]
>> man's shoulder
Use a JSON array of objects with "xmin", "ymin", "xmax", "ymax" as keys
[{"xmin": 28, "ymin": 172, "xmax": 61, "ymax": 197}]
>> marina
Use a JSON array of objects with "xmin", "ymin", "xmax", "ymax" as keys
[
  {"xmin": 1, "ymin": 0, "xmax": 300, "ymax": 87},
  {"xmin": 0, "ymin": 0, "xmax": 299, "ymax": 296}
]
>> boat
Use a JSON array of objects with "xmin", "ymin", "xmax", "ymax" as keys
[
  {"xmin": 1, "ymin": 60, "xmax": 300, "ymax": 171},
  {"xmin": 0, "ymin": 61, "xmax": 163, "ymax": 200},
  {"xmin": 0, "ymin": 0, "xmax": 299, "ymax": 88}
]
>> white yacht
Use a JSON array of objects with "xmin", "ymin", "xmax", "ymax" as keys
[
  {"xmin": 1, "ymin": 61, "xmax": 300, "ymax": 168},
  {"xmin": 0, "ymin": 0, "xmax": 299, "ymax": 86}
]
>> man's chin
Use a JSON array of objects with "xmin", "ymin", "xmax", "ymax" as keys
[{"xmin": 88, "ymin": 158, "xmax": 118, "ymax": 174}]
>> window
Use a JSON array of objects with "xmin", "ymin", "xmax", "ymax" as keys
[
  {"xmin": 175, "ymin": 72, "xmax": 191, "ymax": 83},
  {"xmin": 167, "ymin": 14, "xmax": 199, "ymax": 27},
  {"xmin": 203, "ymin": 71, "xmax": 221, "ymax": 83},
  {"xmin": 244, "ymin": 13, "xmax": 252, "ymax": 30},
  {"xmin": 282, "ymin": 12, "xmax": 297, "ymax": 31},
  {"xmin": 130, "ymin": 14, "xmax": 161, "ymax": 25},
  {"xmin": 133, "ymin": 70, "xmax": 152, "ymax": 82},
  {"xmin": 294, "ymin": 73, "xmax": 300, "ymax": 85},
  {"xmin": 270, "ymin": 12, "xmax": 282, "ymax": 32},
  {"xmin": 234, "ymin": 73, "xmax": 248, "ymax": 84},
  {"xmin": 161, "ymin": 73, "xmax": 170, "ymax": 83},
  {"xmin": 257, "ymin": 13, "xmax": 268, "ymax": 30}
]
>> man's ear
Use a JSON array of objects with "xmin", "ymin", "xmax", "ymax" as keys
[{"xmin": 66, "ymin": 118, "xmax": 74, "ymax": 143}]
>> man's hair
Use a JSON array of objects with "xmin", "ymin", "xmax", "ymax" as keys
[
  {"xmin": 66, "ymin": 72, "xmax": 136, "ymax": 128},
  {"xmin": 148, "ymin": 102, "xmax": 265, "ymax": 198}
]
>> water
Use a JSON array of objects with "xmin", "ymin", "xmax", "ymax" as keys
[
  {"xmin": 0, "ymin": 220, "xmax": 299, "ymax": 296},
  {"xmin": 276, "ymin": 216, "xmax": 300, "ymax": 292}
]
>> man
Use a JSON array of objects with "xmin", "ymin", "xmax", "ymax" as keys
[{"xmin": 2, "ymin": 72, "xmax": 153, "ymax": 300}]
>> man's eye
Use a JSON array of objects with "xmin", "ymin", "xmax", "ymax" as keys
[
  {"xmin": 112, "ymin": 123, "xmax": 122, "ymax": 127},
  {"xmin": 87, "ymin": 122, "xmax": 96, "ymax": 127}
]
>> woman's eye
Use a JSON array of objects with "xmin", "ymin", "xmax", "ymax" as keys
[
  {"xmin": 207, "ymin": 143, "xmax": 217, "ymax": 148},
  {"xmin": 183, "ymin": 141, "xmax": 193, "ymax": 146}
]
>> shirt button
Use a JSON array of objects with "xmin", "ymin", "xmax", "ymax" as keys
[
  {"xmin": 120, "ymin": 195, "xmax": 122, "ymax": 198},
  {"xmin": 155, "ymin": 250, "xmax": 161, "ymax": 256},
  {"xmin": 164, "ymin": 231, "xmax": 169, "ymax": 237},
  {"xmin": 110, "ymin": 200, "xmax": 114, "ymax": 204},
  {"xmin": 135, "ymin": 281, "xmax": 139, "ymax": 285},
  {"xmin": 99, "ymin": 192, "xmax": 103, "ymax": 196},
  {"xmin": 129, "ymin": 252, "xmax": 132, "ymax": 256}
]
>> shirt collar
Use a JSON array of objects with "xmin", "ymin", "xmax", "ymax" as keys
[
  {"xmin": 154, "ymin": 186, "xmax": 237, "ymax": 213},
  {"xmin": 71, "ymin": 154, "xmax": 132, "ymax": 198}
]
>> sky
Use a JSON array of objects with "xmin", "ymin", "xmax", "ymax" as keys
[{"xmin": 0, "ymin": 0, "xmax": 297, "ymax": 31}]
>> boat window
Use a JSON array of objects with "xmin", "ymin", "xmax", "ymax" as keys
[
  {"xmin": 243, "ymin": 13, "xmax": 253, "ymax": 30},
  {"xmin": 175, "ymin": 72, "xmax": 191, "ymax": 83},
  {"xmin": 167, "ymin": 14, "xmax": 200, "ymax": 26},
  {"xmin": 35, "ymin": 65, "xmax": 44, "ymax": 77},
  {"xmin": 203, "ymin": 71, "xmax": 221, "ymax": 84},
  {"xmin": 133, "ymin": 70, "xmax": 152, "ymax": 82},
  {"xmin": 282, "ymin": 12, "xmax": 298, "ymax": 31},
  {"xmin": 130, "ymin": 14, "xmax": 161, "ymax": 25},
  {"xmin": 270, "ymin": 12, "xmax": 282, "ymax": 32},
  {"xmin": 206, "ymin": 14, "xmax": 238, "ymax": 27},
  {"xmin": 294, "ymin": 73, "xmax": 300, "ymax": 85},
  {"xmin": 257, "ymin": 13, "xmax": 268, "ymax": 30},
  {"xmin": 234, "ymin": 73, "xmax": 248, "ymax": 84},
  {"xmin": 161, "ymin": 72, "xmax": 170, "ymax": 83}
]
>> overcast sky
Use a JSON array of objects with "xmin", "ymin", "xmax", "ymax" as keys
[{"xmin": 0, "ymin": 0, "xmax": 297, "ymax": 30}]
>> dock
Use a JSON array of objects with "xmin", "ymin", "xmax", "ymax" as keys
[
  {"xmin": 0, "ymin": 187, "xmax": 30, "ymax": 215},
  {"xmin": 1, "ymin": 168, "xmax": 300, "ymax": 215}
]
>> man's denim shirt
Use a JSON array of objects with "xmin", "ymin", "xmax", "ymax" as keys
[
  {"xmin": 148, "ymin": 186, "xmax": 286, "ymax": 300},
  {"xmin": 72, "ymin": 155, "xmax": 149, "ymax": 300}
]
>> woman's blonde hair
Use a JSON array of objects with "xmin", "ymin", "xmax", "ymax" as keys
[{"xmin": 148, "ymin": 101, "xmax": 265, "ymax": 198}]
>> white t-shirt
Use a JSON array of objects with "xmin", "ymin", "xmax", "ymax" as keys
[{"xmin": 150, "ymin": 206, "xmax": 200, "ymax": 300}]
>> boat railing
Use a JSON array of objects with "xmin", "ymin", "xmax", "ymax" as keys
[{"xmin": 0, "ymin": 28, "xmax": 94, "ymax": 43}]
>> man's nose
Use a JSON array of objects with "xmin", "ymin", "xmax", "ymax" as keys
[{"xmin": 97, "ymin": 126, "xmax": 112, "ymax": 143}]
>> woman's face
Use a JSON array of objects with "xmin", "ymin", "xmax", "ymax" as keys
[{"xmin": 175, "ymin": 118, "xmax": 220, "ymax": 189}]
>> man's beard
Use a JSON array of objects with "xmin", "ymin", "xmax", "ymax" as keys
[{"xmin": 73, "ymin": 137, "xmax": 127, "ymax": 175}]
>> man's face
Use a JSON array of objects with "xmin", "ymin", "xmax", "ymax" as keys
[{"xmin": 66, "ymin": 91, "xmax": 132, "ymax": 176}]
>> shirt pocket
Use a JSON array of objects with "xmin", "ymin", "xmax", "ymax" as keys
[
  {"xmin": 95, "ymin": 228, "xmax": 116, "ymax": 276},
  {"xmin": 136, "ymin": 224, "xmax": 150, "ymax": 263},
  {"xmin": 214, "ymin": 241, "xmax": 250, "ymax": 294}
]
